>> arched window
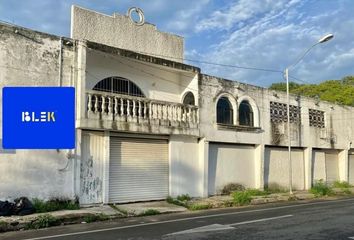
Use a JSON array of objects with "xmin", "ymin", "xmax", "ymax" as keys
[
  {"xmin": 93, "ymin": 76, "xmax": 145, "ymax": 97},
  {"xmin": 183, "ymin": 92, "xmax": 195, "ymax": 105},
  {"xmin": 239, "ymin": 101, "xmax": 254, "ymax": 126},
  {"xmin": 217, "ymin": 97, "xmax": 233, "ymax": 124}
]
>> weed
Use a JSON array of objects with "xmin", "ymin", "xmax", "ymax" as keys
[
  {"xmin": 221, "ymin": 183, "xmax": 245, "ymax": 195},
  {"xmin": 310, "ymin": 180, "xmax": 333, "ymax": 197},
  {"xmin": 187, "ymin": 203, "xmax": 212, "ymax": 211},
  {"xmin": 232, "ymin": 191, "xmax": 252, "ymax": 206},
  {"xmin": 264, "ymin": 183, "xmax": 287, "ymax": 193},
  {"xmin": 176, "ymin": 194, "xmax": 191, "ymax": 202},
  {"xmin": 245, "ymin": 189, "xmax": 269, "ymax": 196},
  {"xmin": 140, "ymin": 209, "xmax": 160, "ymax": 216},
  {"xmin": 109, "ymin": 204, "xmax": 128, "ymax": 216},
  {"xmin": 166, "ymin": 196, "xmax": 188, "ymax": 207},
  {"xmin": 332, "ymin": 181, "xmax": 352, "ymax": 189},
  {"xmin": 32, "ymin": 197, "xmax": 79, "ymax": 213},
  {"xmin": 25, "ymin": 214, "xmax": 59, "ymax": 229},
  {"xmin": 83, "ymin": 213, "xmax": 110, "ymax": 223},
  {"xmin": 232, "ymin": 189, "xmax": 270, "ymax": 206}
]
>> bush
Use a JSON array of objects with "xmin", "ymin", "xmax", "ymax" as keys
[
  {"xmin": 221, "ymin": 183, "xmax": 245, "ymax": 195},
  {"xmin": 311, "ymin": 180, "xmax": 333, "ymax": 197},
  {"xmin": 25, "ymin": 214, "xmax": 59, "ymax": 229},
  {"xmin": 32, "ymin": 197, "xmax": 80, "ymax": 213},
  {"xmin": 332, "ymin": 181, "xmax": 352, "ymax": 189}
]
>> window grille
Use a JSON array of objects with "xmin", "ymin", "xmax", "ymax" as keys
[
  {"xmin": 270, "ymin": 101, "xmax": 301, "ymax": 123},
  {"xmin": 309, "ymin": 109, "xmax": 325, "ymax": 128}
]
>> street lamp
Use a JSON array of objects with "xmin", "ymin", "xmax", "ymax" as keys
[{"xmin": 284, "ymin": 33, "xmax": 334, "ymax": 194}]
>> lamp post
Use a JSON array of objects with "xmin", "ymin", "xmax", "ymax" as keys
[{"xmin": 285, "ymin": 33, "xmax": 334, "ymax": 194}]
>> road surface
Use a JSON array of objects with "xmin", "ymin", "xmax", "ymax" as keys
[{"xmin": 1, "ymin": 197, "xmax": 354, "ymax": 240}]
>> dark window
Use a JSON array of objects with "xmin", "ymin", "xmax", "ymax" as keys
[
  {"xmin": 217, "ymin": 97, "xmax": 233, "ymax": 124},
  {"xmin": 183, "ymin": 92, "xmax": 195, "ymax": 105},
  {"xmin": 239, "ymin": 101, "xmax": 254, "ymax": 126},
  {"xmin": 93, "ymin": 76, "xmax": 145, "ymax": 97}
]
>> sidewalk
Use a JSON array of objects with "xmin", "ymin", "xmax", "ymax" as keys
[
  {"xmin": 0, "ymin": 190, "xmax": 351, "ymax": 233},
  {"xmin": 0, "ymin": 201, "xmax": 186, "ymax": 232}
]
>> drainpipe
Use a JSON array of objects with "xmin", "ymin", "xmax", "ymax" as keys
[{"xmin": 58, "ymin": 37, "xmax": 63, "ymax": 86}]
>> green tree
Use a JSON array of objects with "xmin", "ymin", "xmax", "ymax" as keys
[{"xmin": 269, "ymin": 76, "xmax": 354, "ymax": 107}]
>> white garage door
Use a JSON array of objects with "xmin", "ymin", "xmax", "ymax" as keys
[
  {"xmin": 325, "ymin": 152, "xmax": 339, "ymax": 184},
  {"xmin": 349, "ymin": 154, "xmax": 354, "ymax": 185},
  {"xmin": 264, "ymin": 147, "xmax": 305, "ymax": 190},
  {"xmin": 208, "ymin": 144, "xmax": 255, "ymax": 195},
  {"xmin": 109, "ymin": 137, "xmax": 169, "ymax": 203}
]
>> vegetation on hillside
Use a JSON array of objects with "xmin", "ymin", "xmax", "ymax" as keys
[{"xmin": 269, "ymin": 76, "xmax": 354, "ymax": 107}]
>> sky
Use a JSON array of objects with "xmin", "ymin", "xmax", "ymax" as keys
[{"xmin": 0, "ymin": 0, "xmax": 353, "ymax": 87}]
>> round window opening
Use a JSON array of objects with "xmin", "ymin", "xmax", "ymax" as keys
[{"xmin": 127, "ymin": 7, "xmax": 145, "ymax": 26}]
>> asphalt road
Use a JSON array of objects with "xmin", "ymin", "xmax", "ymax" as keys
[{"xmin": 1, "ymin": 197, "xmax": 354, "ymax": 240}]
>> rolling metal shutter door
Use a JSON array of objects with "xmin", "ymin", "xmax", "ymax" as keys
[
  {"xmin": 109, "ymin": 137, "xmax": 169, "ymax": 203},
  {"xmin": 349, "ymin": 155, "xmax": 354, "ymax": 185},
  {"xmin": 325, "ymin": 152, "xmax": 339, "ymax": 184}
]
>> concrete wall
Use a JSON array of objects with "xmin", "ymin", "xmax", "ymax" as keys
[
  {"xmin": 169, "ymin": 135, "xmax": 202, "ymax": 197},
  {"xmin": 80, "ymin": 131, "xmax": 105, "ymax": 204},
  {"xmin": 71, "ymin": 5, "xmax": 183, "ymax": 62},
  {"xmin": 86, "ymin": 49, "xmax": 198, "ymax": 104},
  {"xmin": 0, "ymin": 23, "xmax": 77, "ymax": 200},
  {"xmin": 199, "ymin": 74, "xmax": 354, "ymax": 150}
]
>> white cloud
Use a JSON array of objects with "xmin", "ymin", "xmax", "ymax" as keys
[{"xmin": 193, "ymin": 0, "xmax": 354, "ymax": 86}]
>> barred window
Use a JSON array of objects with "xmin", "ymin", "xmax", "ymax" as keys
[
  {"xmin": 183, "ymin": 92, "xmax": 195, "ymax": 105},
  {"xmin": 270, "ymin": 101, "xmax": 301, "ymax": 123},
  {"xmin": 93, "ymin": 76, "xmax": 145, "ymax": 97},
  {"xmin": 309, "ymin": 109, "xmax": 325, "ymax": 128}
]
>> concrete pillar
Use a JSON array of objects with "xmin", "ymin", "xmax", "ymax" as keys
[
  {"xmin": 102, "ymin": 131, "xmax": 110, "ymax": 204},
  {"xmin": 339, "ymin": 149, "xmax": 349, "ymax": 182},
  {"xmin": 73, "ymin": 129, "xmax": 82, "ymax": 198},
  {"xmin": 198, "ymin": 138, "xmax": 209, "ymax": 197},
  {"xmin": 254, "ymin": 144, "xmax": 265, "ymax": 190},
  {"xmin": 304, "ymin": 147, "xmax": 313, "ymax": 190},
  {"xmin": 76, "ymin": 40, "xmax": 87, "ymax": 126}
]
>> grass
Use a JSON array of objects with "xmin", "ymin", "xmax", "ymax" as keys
[
  {"xmin": 32, "ymin": 197, "xmax": 80, "ymax": 213},
  {"xmin": 332, "ymin": 181, "xmax": 352, "ymax": 189},
  {"xmin": 232, "ymin": 189, "xmax": 271, "ymax": 206},
  {"xmin": 232, "ymin": 191, "xmax": 252, "ymax": 206},
  {"xmin": 310, "ymin": 180, "xmax": 333, "ymax": 197},
  {"xmin": 25, "ymin": 214, "xmax": 59, "ymax": 230},
  {"xmin": 166, "ymin": 195, "xmax": 188, "ymax": 207},
  {"xmin": 176, "ymin": 194, "xmax": 191, "ymax": 202},
  {"xmin": 187, "ymin": 203, "xmax": 212, "ymax": 211},
  {"xmin": 109, "ymin": 204, "xmax": 128, "ymax": 216},
  {"xmin": 83, "ymin": 213, "xmax": 110, "ymax": 223},
  {"xmin": 221, "ymin": 183, "xmax": 245, "ymax": 195},
  {"xmin": 139, "ymin": 209, "xmax": 161, "ymax": 216}
]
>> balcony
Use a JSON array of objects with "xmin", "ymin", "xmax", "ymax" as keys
[{"xmin": 80, "ymin": 91, "xmax": 199, "ymax": 136}]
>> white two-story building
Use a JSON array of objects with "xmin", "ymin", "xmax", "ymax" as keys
[{"xmin": 0, "ymin": 6, "xmax": 353, "ymax": 205}]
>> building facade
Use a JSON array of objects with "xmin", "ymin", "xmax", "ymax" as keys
[{"xmin": 0, "ymin": 6, "xmax": 353, "ymax": 204}]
